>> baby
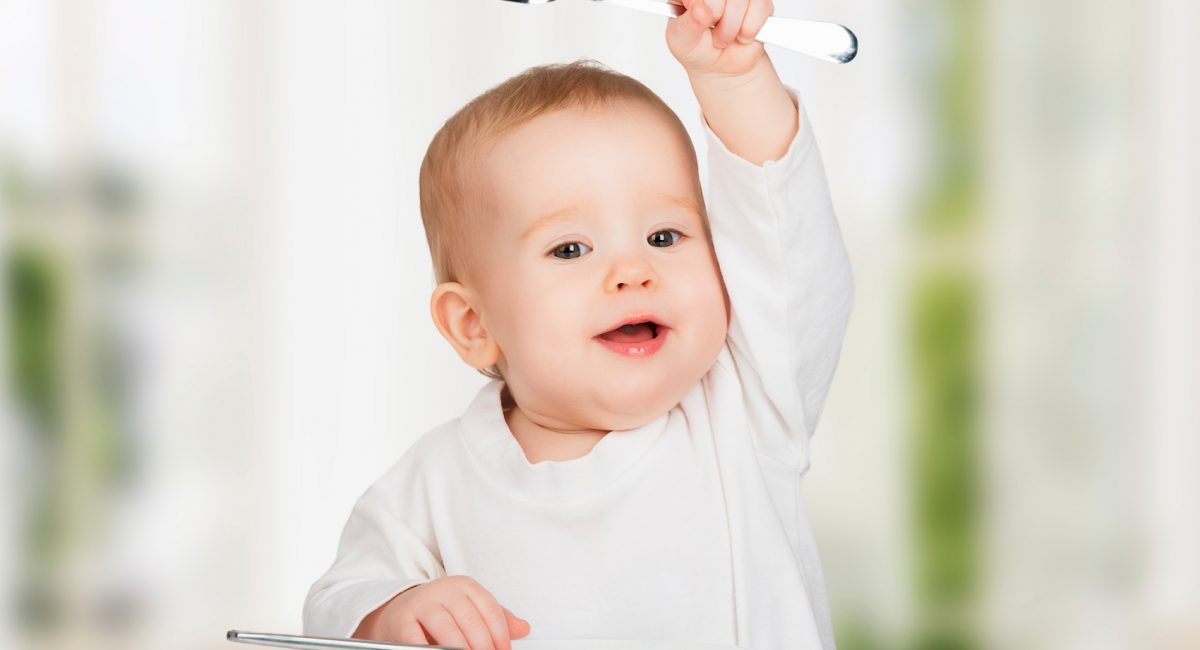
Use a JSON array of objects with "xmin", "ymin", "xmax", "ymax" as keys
[{"xmin": 303, "ymin": 1, "xmax": 854, "ymax": 648}]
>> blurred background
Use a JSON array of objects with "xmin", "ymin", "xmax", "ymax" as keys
[{"xmin": 2, "ymin": 0, "xmax": 1197, "ymax": 649}]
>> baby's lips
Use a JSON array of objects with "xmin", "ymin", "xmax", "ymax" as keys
[
  {"xmin": 594, "ymin": 312, "xmax": 670, "ymax": 338},
  {"xmin": 597, "ymin": 324, "xmax": 653, "ymax": 344}
]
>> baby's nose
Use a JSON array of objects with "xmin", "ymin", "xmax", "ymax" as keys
[{"xmin": 605, "ymin": 256, "xmax": 658, "ymax": 292}]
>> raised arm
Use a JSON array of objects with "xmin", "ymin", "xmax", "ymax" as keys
[
  {"xmin": 666, "ymin": 1, "xmax": 854, "ymax": 470},
  {"xmin": 700, "ymin": 83, "xmax": 854, "ymax": 470}
]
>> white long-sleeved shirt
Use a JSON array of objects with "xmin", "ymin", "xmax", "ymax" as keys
[{"xmin": 303, "ymin": 84, "xmax": 854, "ymax": 650}]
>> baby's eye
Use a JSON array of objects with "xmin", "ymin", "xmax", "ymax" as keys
[
  {"xmin": 648, "ymin": 229, "xmax": 683, "ymax": 248},
  {"xmin": 551, "ymin": 241, "xmax": 591, "ymax": 260}
]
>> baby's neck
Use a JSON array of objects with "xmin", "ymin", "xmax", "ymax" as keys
[{"xmin": 502, "ymin": 397, "xmax": 608, "ymax": 464}]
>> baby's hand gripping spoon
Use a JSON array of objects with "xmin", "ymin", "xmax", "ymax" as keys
[{"xmin": 503, "ymin": 0, "xmax": 858, "ymax": 64}]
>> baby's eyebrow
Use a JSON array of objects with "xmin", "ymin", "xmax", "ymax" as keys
[
  {"xmin": 521, "ymin": 205, "xmax": 584, "ymax": 243},
  {"xmin": 520, "ymin": 194, "xmax": 702, "ymax": 242}
]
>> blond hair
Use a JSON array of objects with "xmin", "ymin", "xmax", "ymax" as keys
[{"xmin": 418, "ymin": 59, "xmax": 695, "ymax": 381}]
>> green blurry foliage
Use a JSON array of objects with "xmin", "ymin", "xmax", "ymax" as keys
[
  {"xmin": 910, "ymin": 276, "xmax": 979, "ymax": 650},
  {"xmin": 7, "ymin": 247, "xmax": 62, "ymax": 437}
]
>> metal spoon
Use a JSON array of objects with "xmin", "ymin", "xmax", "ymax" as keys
[{"xmin": 503, "ymin": 0, "xmax": 857, "ymax": 64}]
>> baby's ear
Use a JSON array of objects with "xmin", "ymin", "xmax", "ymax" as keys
[{"xmin": 429, "ymin": 282, "xmax": 501, "ymax": 372}]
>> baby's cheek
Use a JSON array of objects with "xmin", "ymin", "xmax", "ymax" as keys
[{"xmin": 692, "ymin": 279, "xmax": 731, "ymax": 352}]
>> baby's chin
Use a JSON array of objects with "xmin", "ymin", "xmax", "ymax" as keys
[
  {"xmin": 503, "ymin": 352, "xmax": 713, "ymax": 430},
  {"xmin": 584, "ymin": 374, "xmax": 696, "ymax": 431}
]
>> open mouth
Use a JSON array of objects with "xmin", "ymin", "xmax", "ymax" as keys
[
  {"xmin": 596, "ymin": 321, "xmax": 659, "ymax": 344},
  {"xmin": 594, "ymin": 320, "xmax": 668, "ymax": 357}
]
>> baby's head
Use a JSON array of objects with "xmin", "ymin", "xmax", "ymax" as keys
[{"xmin": 420, "ymin": 59, "xmax": 729, "ymax": 432}]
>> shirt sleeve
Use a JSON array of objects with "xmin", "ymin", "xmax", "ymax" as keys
[
  {"xmin": 301, "ymin": 477, "xmax": 446, "ymax": 638},
  {"xmin": 702, "ymin": 84, "xmax": 855, "ymax": 471}
]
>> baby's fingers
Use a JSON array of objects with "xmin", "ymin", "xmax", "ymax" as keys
[
  {"xmin": 464, "ymin": 582, "xmax": 526, "ymax": 650},
  {"xmin": 444, "ymin": 595, "xmax": 501, "ymax": 650},
  {"xmin": 737, "ymin": 0, "xmax": 773, "ymax": 44},
  {"xmin": 503, "ymin": 608, "xmax": 531, "ymax": 640},
  {"xmin": 391, "ymin": 613, "xmax": 430, "ymax": 645},
  {"xmin": 458, "ymin": 590, "xmax": 516, "ymax": 650},
  {"xmin": 417, "ymin": 605, "xmax": 470, "ymax": 650},
  {"xmin": 666, "ymin": 0, "xmax": 717, "ymax": 64},
  {"xmin": 671, "ymin": 0, "xmax": 712, "ymax": 42},
  {"xmin": 712, "ymin": 0, "xmax": 748, "ymax": 48}
]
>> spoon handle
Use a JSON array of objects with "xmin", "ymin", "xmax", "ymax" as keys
[{"xmin": 597, "ymin": 0, "xmax": 857, "ymax": 64}]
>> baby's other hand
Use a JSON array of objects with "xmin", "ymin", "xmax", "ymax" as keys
[
  {"xmin": 352, "ymin": 575, "xmax": 531, "ymax": 650},
  {"xmin": 665, "ymin": 0, "xmax": 774, "ymax": 80}
]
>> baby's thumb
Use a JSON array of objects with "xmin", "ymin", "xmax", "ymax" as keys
[
  {"xmin": 667, "ymin": 0, "xmax": 712, "ymax": 52},
  {"xmin": 503, "ymin": 607, "xmax": 531, "ymax": 639}
]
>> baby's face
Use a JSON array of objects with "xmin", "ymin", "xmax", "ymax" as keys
[{"xmin": 467, "ymin": 99, "xmax": 729, "ymax": 432}]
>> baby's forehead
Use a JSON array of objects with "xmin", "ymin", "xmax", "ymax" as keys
[
  {"xmin": 458, "ymin": 98, "xmax": 700, "ymax": 227},
  {"xmin": 472, "ymin": 103, "xmax": 697, "ymax": 183},
  {"xmin": 473, "ymin": 96, "xmax": 680, "ymax": 151}
]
